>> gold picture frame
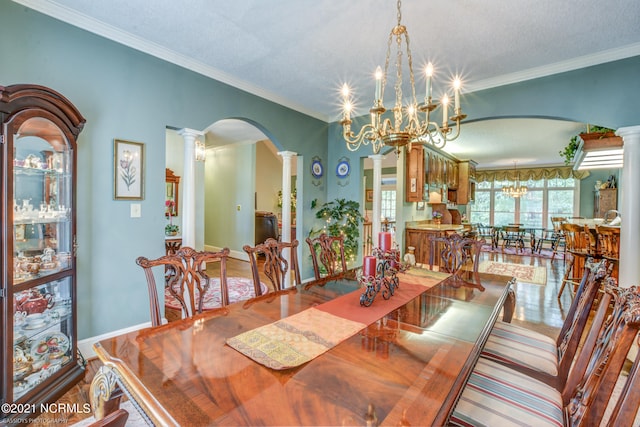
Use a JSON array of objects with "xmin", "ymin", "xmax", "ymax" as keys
[
  {"xmin": 114, "ymin": 139, "xmax": 145, "ymax": 200},
  {"xmin": 366, "ymin": 189, "xmax": 373, "ymax": 202}
]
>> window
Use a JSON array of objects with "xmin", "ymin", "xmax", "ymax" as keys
[
  {"xmin": 381, "ymin": 189, "xmax": 396, "ymax": 221},
  {"xmin": 470, "ymin": 176, "xmax": 577, "ymax": 228}
]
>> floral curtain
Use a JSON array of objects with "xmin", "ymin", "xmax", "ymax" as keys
[{"xmin": 475, "ymin": 166, "xmax": 590, "ymax": 183}]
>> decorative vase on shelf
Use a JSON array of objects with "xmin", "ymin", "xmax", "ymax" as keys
[{"xmin": 434, "ymin": 219, "xmax": 441, "ymax": 225}]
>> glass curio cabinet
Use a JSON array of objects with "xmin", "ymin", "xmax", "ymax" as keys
[{"xmin": 1, "ymin": 85, "xmax": 86, "ymax": 424}]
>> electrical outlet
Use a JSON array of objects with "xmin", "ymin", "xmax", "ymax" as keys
[{"xmin": 130, "ymin": 203, "xmax": 141, "ymax": 218}]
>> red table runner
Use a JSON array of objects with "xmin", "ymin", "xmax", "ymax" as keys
[{"xmin": 226, "ymin": 269, "xmax": 448, "ymax": 370}]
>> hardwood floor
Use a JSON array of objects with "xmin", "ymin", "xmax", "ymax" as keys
[{"xmin": 31, "ymin": 251, "xmax": 570, "ymax": 425}]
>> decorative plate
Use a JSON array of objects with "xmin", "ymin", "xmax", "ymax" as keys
[
  {"xmin": 311, "ymin": 159, "xmax": 324, "ymax": 178},
  {"xmin": 336, "ymin": 160, "xmax": 350, "ymax": 178},
  {"xmin": 30, "ymin": 332, "xmax": 70, "ymax": 359}
]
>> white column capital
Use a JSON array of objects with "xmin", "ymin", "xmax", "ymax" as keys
[
  {"xmin": 278, "ymin": 151, "xmax": 298, "ymax": 159},
  {"xmin": 178, "ymin": 128, "xmax": 205, "ymax": 140},
  {"xmin": 368, "ymin": 154, "xmax": 385, "ymax": 161},
  {"xmin": 617, "ymin": 125, "xmax": 640, "ymax": 139}
]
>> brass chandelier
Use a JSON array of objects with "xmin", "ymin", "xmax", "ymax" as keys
[
  {"xmin": 339, "ymin": 0, "xmax": 466, "ymax": 154},
  {"xmin": 502, "ymin": 162, "xmax": 528, "ymax": 198}
]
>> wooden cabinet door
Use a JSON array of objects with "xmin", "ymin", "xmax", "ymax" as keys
[{"xmin": 406, "ymin": 145, "xmax": 424, "ymax": 202}]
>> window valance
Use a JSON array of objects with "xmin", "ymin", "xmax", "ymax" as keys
[{"xmin": 476, "ymin": 166, "xmax": 590, "ymax": 183}]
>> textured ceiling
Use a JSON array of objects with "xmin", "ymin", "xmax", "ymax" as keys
[{"xmin": 17, "ymin": 0, "xmax": 640, "ymax": 168}]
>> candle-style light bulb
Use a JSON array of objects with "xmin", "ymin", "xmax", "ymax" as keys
[
  {"xmin": 425, "ymin": 63, "xmax": 433, "ymax": 100},
  {"xmin": 375, "ymin": 66, "xmax": 383, "ymax": 102},
  {"xmin": 341, "ymin": 83, "xmax": 350, "ymax": 99},
  {"xmin": 442, "ymin": 95, "xmax": 449, "ymax": 125},
  {"xmin": 453, "ymin": 77, "xmax": 461, "ymax": 111}
]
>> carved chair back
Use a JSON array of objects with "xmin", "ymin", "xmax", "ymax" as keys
[
  {"xmin": 136, "ymin": 247, "xmax": 229, "ymax": 327},
  {"xmin": 426, "ymin": 233, "xmax": 484, "ymax": 278},
  {"xmin": 562, "ymin": 282, "xmax": 640, "ymax": 426},
  {"xmin": 306, "ymin": 233, "xmax": 349, "ymax": 281},
  {"xmin": 243, "ymin": 238, "xmax": 301, "ymax": 293},
  {"xmin": 552, "ymin": 258, "xmax": 610, "ymax": 387}
]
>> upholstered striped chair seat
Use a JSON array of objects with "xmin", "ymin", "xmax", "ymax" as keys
[
  {"xmin": 481, "ymin": 321, "xmax": 558, "ymax": 376},
  {"xmin": 450, "ymin": 358, "xmax": 563, "ymax": 427},
  {"xmin": 165, "ymin": 277, "xmax": 268, "ymax": 311}
]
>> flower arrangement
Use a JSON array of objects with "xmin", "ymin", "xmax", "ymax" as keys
[
  {"xmin": 432, "ymin": 212, "xmax": 443, "ymax": 219},
  {"xmin": 165, "ymin": 199, "xmax": 179, "ymax": 235}
]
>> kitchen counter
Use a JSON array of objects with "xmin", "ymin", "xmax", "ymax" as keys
[{"xmin": 405, "ymin": 222, "xmax": 464, "ymax": 265}]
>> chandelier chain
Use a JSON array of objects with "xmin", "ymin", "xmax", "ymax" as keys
[{"xmin": 339, "ymin": 0, "xmax": 466, "ymax": 154}]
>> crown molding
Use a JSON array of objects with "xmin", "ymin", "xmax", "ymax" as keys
[
  {"xmin": 466, "ymin": 42, "xmax": 640, "ymax": 94},
  {"xmin": 13, "ymin": 0, "xmax": 328, "ymax": 122}
]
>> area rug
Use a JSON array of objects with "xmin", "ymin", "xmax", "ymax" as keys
[
  {"xmin": 481, "ymin": 244, "xmax": 565, "ymax": 260},
  {"xmin": 478, "ymin": 261, "xmax": 547, "ymax": 285}
]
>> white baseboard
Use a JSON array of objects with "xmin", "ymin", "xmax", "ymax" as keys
[
  {"xmin": 78, "ymin": 320, "xmax": 163, "ymax": 360},
  {"xmin": 204, "ymin": 245, "xmax": 248, "ymax": 262}
]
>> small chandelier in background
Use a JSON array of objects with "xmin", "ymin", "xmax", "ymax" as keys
[
  {"xmin": 503, "ymin": 161, "xmax": 528, "ymax": 198},
  {"xmin": 195, "ymin": 140, "xmax": 206, "ymax": 162},
  {"xmin": 339, "ymin": 0, "xmax": 466, "ymax": 154}
]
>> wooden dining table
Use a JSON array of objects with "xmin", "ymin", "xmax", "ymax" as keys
[{"xmin": 91, "ymin": 270, "xmax": 514, "ymax": 426}]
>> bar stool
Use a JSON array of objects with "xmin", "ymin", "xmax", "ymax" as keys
[
  {"xmin": 595, "ymin": 224, "xmax": 620, "ymax": 279},
  {"xmin": 557, "ymin": 223, "xmax": 592, "ymax": 299}
]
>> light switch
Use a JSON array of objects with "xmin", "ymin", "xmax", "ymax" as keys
[
  {"xmin": 130, "ymin": 203, "xmax": 141, "ymax": 218},
  {"xmin": 236, "ymin": 204, "xmax": 241, "ymax": 211}
]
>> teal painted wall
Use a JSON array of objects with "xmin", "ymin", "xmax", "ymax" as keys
[
  {"xmin": 1, "ymin": 2, "xmax": 638, "ymax": 339},
  {"xmin": 0, "ymin": 3, "xmax": 327, "ymax": 338}
]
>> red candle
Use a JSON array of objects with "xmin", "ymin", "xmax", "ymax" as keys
[
  {"xmin": 379, "ymin": 232, "xmax": 392, "ymax": 251},
  {"xmin": 363, "ymin": 256, "xmax": 377, "ymax": 277}
]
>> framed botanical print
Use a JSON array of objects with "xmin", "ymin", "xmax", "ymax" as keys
[{"xmin": 114, "ymin": 139, "xmax": 144, "ymax": 200}]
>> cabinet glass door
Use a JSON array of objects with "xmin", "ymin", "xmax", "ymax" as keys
[
  {"xmin": 11, "ymin": 116, "xmax": 74, "ymax": 401},
  {"xmin": 13, "ymin": 279, "xmax": 74, "ymax": 399},
  {"xmin": 13, "ymin": 117, "xmax": 72, "ymax": 283}
]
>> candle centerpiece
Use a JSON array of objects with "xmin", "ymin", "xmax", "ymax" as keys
[{"xmin": 360, "ymin": 233, "xmax": 408, "ymax": 307}]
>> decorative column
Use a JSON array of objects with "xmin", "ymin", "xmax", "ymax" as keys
[
  {"xmin": 369, "ymin": 154, "xmax": 384, "ymax": 242},
  {"xmin": 178, "ymin": 128, "xmax": 204, "ymax": 249},
  {"xmin": 617, "ymin": 125, "xmax": 640, "ymax": 288},
  {"xmin": 278, "ymin": 151, "xmax": 297, "ymax": 289}
]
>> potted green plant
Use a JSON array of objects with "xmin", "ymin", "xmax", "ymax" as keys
[
  {"xmin": 560, "ymin": 125, "xmax": 615, "ymax": 165},
  {"xmin": 308, "ymin": 198, "xmax": 364, "ymax": 265},
  {"xmin": 165, "ymin": 224, "xmax": 179, "ymax": 236}
]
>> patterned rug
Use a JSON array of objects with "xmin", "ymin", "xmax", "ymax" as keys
[
  {"xmin": 481, "ymin": 244, "xmax": 565, "ymax": 260},
  {"xmin": 478, "ymin": 261, "xmax": 547, "ymax": 285}
]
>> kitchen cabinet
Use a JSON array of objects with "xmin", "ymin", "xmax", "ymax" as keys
[
  {"xmin": 451, "ymin": 160, "xmax": 477, "ymax": 205},
  {"xmin": 405, "ymin": 144, "xmax": 424, "ymax": 202},
  {"xmin": 593, "ymin": 188, "xmax": 617, "ymax": 218},
  {"xmin": 1, "ymin": 84, "xmax": 86, "ymax": 423}
]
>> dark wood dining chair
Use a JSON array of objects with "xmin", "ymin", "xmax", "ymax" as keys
[
  {"xmin": 306, "ymin": 233, "xmax": 351, "ymax": 281},
  {"xmin": 475, "ymin": 224, "xmax": 496, "ymax": 249},
  {"xmin": 244, "ymin": 238, "xmax": 301, "ymax": 293},
  {"xmin": 451, "ymin": 280, "xmax": 640, "ymax": 427},
  {"xmin": 481, "ymin": 258, "xmax": 609, "ymax": 390},
  {"xmin": 534, "ymin": 228, "xmax": 559, "ymax": 258},
  {"xmin": 136, "ymin": 247, "xmax": 230, "ymax": 327},
  {"xmin": 426, "ymin": 233, "xmax": 485, "ymax": 280},
  {"xmin": 501, "ymin": 225, "xmax": 525, "ymax": 253}
]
